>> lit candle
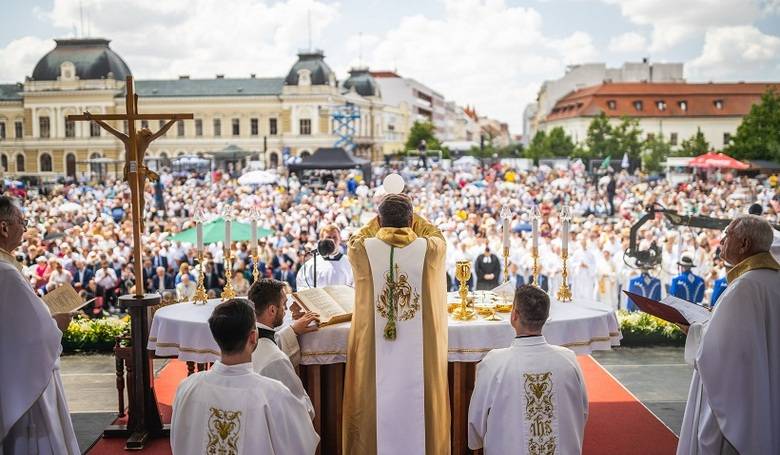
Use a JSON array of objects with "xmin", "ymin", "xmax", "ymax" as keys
[
  {"xmin": 251, "ymin": 219, "xmax": 258, "ymax": 255},
  {"xmin": 196, "ymin": 222, "xmax": 204, "ymax": 253},
  {"xmin": 225, "ymin": 219, "xmax": 231, "ymax": 247},
  {"xmin": 531, "ymin": 205, "xmax": 540, "ymax": 250}
]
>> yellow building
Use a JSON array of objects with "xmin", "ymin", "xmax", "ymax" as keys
[{"xmin": 0, "ymin": 38, "xmax": 409, "ymax": 179}]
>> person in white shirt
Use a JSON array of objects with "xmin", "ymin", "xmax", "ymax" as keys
[
  {"xmin": 248, "ymin": 278, "xmax": 315, "ymax": 418},
  {"xmin": 171, "ymin": 299, "xmax": 319, "ymax": 455},
  {"xmin": 677, "ymin": 215, "xmax": 780, "ymax": 455},
  {"xmin": 296, "ymin": 225, "xmax": 353, "ymax": 290},
  {"xmin": 468, "ymin": 285, "xmax": 588, "ymax": 454},
  {"xmin": 175, "ymin": 274, "xmax": 197, "ymax": 302},
  {"xmin": 94, "ymin": 259, "xmax": 117, "ymax": 290}
]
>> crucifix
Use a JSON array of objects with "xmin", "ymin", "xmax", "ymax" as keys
[{"xmin": 68, "ymin": 75, "xmax": 193, "ymax": 449}]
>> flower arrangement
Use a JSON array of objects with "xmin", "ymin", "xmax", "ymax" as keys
[
  {"xmin": 61, "ymin": 315, "xmax": 130, "ymax": 353},
  {"xmin": 617, "ymin": 310, "xmax": 685, "ymax": 346}
]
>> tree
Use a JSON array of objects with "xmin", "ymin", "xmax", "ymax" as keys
[
  {"xmin": 727, "ymin": 89, "xmax": 780, "ymax": 161},
  {"xmin": 584, "ymin": 112, "xmax": 615, "ymax": 159},
  {"xmin": 677, "ymin": 128, "xmax": 709, "ymax": 157},
  {"xmin": 614, "ymin": 117, "xmax": 644, "ymax": 160},
  {"xmin": 523, "ymin": 128, "xmax": 575, "ymax": 162},
  {"xmin": 404, "ymin": 121, "xmax": 441, "ymax": 153},
  {"xmin": 642, "ymin": 134, "xmax": 671, "ymax": 173}
]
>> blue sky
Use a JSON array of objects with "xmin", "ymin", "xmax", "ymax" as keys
[{"xmin": 1, "ymin": 0, "xmax": 779, "ymax": 132}]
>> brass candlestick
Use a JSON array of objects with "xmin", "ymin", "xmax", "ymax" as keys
[
  {"xmin": 503, "ymin": 246, "xmax": 510, "ymax": 283},
  {"xmin": 531, "ymin": 246, "xmax": 540, "ymax": 287},
  {"xmin": 556, "ymin": 251, "xmax": 573, "ymax": 302},
  {"xmin": 221, "ymin": 248, "xmax": 237, "ymax": 300},
  {"xmin": 252, "ymin": 253, "xmax": 260, "ymax": 282},
  {"xmin": 452, "ymin": 260, "xmax": 476, "ymax": 321},
  {"xmin": 192, "ymin": 251, "xmax": 208, "ymax": 305}
]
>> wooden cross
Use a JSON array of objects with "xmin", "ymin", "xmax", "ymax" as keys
[{"xmin": 68, "ymin": 75, "xmax": 193, "ymax": 297}]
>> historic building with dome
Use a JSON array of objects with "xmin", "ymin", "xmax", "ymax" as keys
[{"xmin": 0, "ymin": 38, "xmax": 412, "ymax": 179}]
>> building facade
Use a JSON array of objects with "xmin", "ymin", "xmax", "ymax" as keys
[
  {"xmin": 540, "ymin": 82, "xmax": 779, "ymax": 150},
  {"xmin": 0, "ymin": 38, "xmax": 410, "ymax": 179}
]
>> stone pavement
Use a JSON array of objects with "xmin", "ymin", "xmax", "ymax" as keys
[{"xmin": 61, "ymin": 347, "xmax": 691, "ymax": 453}]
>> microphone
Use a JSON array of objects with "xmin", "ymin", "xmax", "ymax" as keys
[{"xmin": 317, "ymin": 239, "xmax": 336, "ymax": 257}]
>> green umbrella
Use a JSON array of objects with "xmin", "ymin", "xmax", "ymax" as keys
[{"xmin": 170, "ymin": 216, "xmax": 274, "ymax": 245}]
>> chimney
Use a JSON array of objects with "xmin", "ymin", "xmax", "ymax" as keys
[
  {"xmin": 250, "ymin": 73, "xmax": 256, "ymax": 79},
  {"xmin": 179, "ymin": 74, "xmax": 190, "ymax": 79},
  {"xmin": 216, "ymin": 74, "xmax": 224, "ymax": 79}
]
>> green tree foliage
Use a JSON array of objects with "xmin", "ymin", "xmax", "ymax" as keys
[
  {"xmin": 523, "ymin": 128, "xmax": 575, "ymax": 162},
  {"xmin": 642, "ymin": 134, "xmax": 671, "ymax": 173},
  {"xmin": 677, "ymin": 128, "xmax": 710, "ymax": 157},
  {"xmin": 404, "ymin": 121, "xmax": 442, "ymax": 153},
  {"xmin": 582, "ymin": 113, "xmax": 643, "ymax": 161},
  {"xmin": 727, "ymin": 89, "xmax": 780, "ymax": 161}
]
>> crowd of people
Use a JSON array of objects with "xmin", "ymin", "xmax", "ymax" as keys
[{"xmin": 2, "ymin": 160, "xmax": 778, "ymax": 315}]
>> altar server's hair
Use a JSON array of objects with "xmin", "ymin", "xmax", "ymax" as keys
[
  {"xmin": 208, "ymin": 299, "xmax": 257, "ymax": 355},
  {"xmin": 513, "ymin": 285, "xmax": 550, "ymax": 331},
  {"xmin": 731, "ymin": 215, "xmax": 774, "ymax": 254},
  {"xmin": 248, "ymin": 278, "xmax": 286, "ymax": 315},
  {"xmin": 378, "ymin": 193, "xmax": 413, "ymax": 228}
]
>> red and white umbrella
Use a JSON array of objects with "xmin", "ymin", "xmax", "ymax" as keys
[{"xmin": 688, "ymin": 152, "xmax": 749, "ymax": 170}]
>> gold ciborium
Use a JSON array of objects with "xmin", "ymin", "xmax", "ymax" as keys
[{"xmin": 452, "ymin": 260, "xmax": 476, "ymax": 321}]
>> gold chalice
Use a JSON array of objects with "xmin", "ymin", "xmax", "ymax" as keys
[{"xmin": 452, "ymin": 260, "xmax": 476, "ymax": 321}]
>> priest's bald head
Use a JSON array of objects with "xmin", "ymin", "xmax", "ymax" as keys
[
  {"xmin": 720, "ymin": 215, "xmax": 775, "ymax": 266},
  {"xmin": 0, "ymin": 196, "xmax": 26, "ymax": 252},
  {"xmin": 378, "ymin": 193, "xmax": 413, "ymax": 228},
  {"xmin": 511, "ymin": 285, "xmax": 550, "ymax": 336}
]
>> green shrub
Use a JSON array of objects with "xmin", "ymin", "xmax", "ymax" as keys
[
  {"xmin": 617, "ymin": 310, "xmax": 685, "ymax": 346},
  {"xmin": 62, "ymin": 315, "xmax": 130, "ymax": 353}
]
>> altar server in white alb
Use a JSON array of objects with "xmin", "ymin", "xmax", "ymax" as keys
[
  {"xmin": 0, "ymin": 196, "xmax": 79, "ymax": 455},
  {"xmin": 677, "ymin": 215, "xmax": 780, "ymax": 455},
  {"xmin": 296, "ymin": 224, "xmax": 353, "ymax": 290},
  {"xmin": 468, "ymin": 284, "xmax": 588, "ymax": 455},
  {"xmin": 248, "ymin": 278, "xmax": 314, "ymax": 418},
  {"xmin": 171, "ymin": 299, "xmax": 319, "ymax": 455}
]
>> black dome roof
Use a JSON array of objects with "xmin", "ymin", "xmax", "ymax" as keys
[
  {"xmin": 284, "ymin": 50, "xmax": 335, "ymax": 86},
  {"xmin": 343, "ymin": 67, "xmax": 380, "ymax": 97},
  {"xmin": 31, "ymin": 38, "xmax": 131, "ymax": 81}
]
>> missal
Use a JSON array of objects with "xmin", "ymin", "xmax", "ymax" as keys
[
  {"xmin": 291, "ymin": 285, "xmax": 355, "ymax": 326},
  {"xmin": 42, "ymin": 284, "xmax": 93, "ymax": 315},
  {"xmin": 623, "ymin": 291, "xmax": 711, "ymax": 325}
]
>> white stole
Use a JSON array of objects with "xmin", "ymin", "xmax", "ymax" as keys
[{"xmin": 365, "ymin": 237, "xmax": 427, "ymax": 455}]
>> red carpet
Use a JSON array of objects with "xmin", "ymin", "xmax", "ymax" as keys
[{"xmin": 88, "ymin": 357, "xmax": 678, "ymax": 454}]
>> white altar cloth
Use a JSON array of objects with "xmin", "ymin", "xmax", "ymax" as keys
[{"xmin": 148, "ymin": 299, "xmax": 621, "ymax": 364}]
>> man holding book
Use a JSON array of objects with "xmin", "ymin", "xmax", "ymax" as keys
[
  {"xmin": 677, "ymin": 215, "xmax": 780, "ymax": 455},
  {"xmin": 343, "ymin": 193, "xmax": 449, "ymax": 455}
]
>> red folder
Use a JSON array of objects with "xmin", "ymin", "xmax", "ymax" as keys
[{"xmin": 622, "ymin": 290, "xmax": 689, "ymax": 325}]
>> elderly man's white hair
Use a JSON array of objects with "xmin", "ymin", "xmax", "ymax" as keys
[{"xmin": 730, "ymin": 215, "xmax": 774, "ymax": 253}]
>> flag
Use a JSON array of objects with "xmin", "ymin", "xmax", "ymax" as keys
[
  {"xmin": 621, "ymin": 152, "xmax": 629, "ymax": 169},
  {"xmin": 600, "ymin": 155, "xmax": 611, "ymax": 169}
]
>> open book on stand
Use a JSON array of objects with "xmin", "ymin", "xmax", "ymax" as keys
[
  {"xmin": 623, "ymin": 291, "xmax": 711, "ymax": 325},
  {"xmin": 42, "ymin": 283, "xmax": 93, "ymax": 314},
  {"xmin": 291, "ymin": 285, "xmax": 355, "ymax": 326}
]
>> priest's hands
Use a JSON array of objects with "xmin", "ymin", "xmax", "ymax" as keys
[
  {"xmin": 53, "ymin": 312, "xmax": 74, "ymax": 332},
  {"xmin": 292, "ymin": 312, "xmax": 320, "ymax": 335}
]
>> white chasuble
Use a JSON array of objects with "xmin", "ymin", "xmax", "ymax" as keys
[{"xmin": 365, "ymin": 237, "xmax": 427, "ymax": 455}]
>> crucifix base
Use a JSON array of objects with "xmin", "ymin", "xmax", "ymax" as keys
[{"xmin": 102, "ymin": 294, "xmax": 166, "ymax": 449}]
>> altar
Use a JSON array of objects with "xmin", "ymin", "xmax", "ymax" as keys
[{"xmin": 148, "ymin": 298, "xmax": 619, "ymax": 454}]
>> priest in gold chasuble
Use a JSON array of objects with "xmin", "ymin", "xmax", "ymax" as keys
[{"xmin": 343, "ymin": 194, "xmax": 450, "ymax": 455}]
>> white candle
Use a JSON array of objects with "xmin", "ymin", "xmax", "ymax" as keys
[
  {"xmin": 251, "ymin": 219, "xmax": 258, "ymax": 255},
  {"xmin": 532, "ymin": 216, "xmax": 539, "ymax": 250},
  {"xmin": 502, "ymin": 217, "xmax": 510, "ymax": 249},
  {"xmin": 196, "ymin": 222, "xmax": 204, "ymax": 253},
  {"xmin": 562, "ymin": 219, "xmax": 569, "ymax": 254},
  {"xmin": 225, "ymin": 219, "xmax": 231, "ymax": 247}
]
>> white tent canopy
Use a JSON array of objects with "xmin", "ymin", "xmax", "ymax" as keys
[{"xmin": 238, "ymin": 170, "xmax": 278, "ymax": 186}]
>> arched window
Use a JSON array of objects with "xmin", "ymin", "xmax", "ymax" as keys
[
  {"xmin": 89, "ymin": 152, "xmax": 102, "ymax": 175},
  {"xmin": 40, "ymin": 153, "xmax": 53, "ymax": 172},
  {"xmin": 16, "ymin": 154, "xmax": 25, "ymax": 172},
  {"xmin": 269, "ymin": 152, "xmax": 279, "ymax": 168},
  {"xmin": 66, "ymin": 153, "xmax": 76, "ymax": 178},
  {"xmin": 300, "ymin": 150, "xmax": 311, "ymax": 158},
  {"xmin": 159, "ymin": 152, "xmax": 170, "ymax": 168},
  {"xmin": 1, "ymin": 154, "xmax": 7, "ymax": 172}
]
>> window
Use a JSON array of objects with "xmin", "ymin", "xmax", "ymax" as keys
[
  {"xmin": 633, "ymin": 101, "xmax": 643, "ymax": 111},
  {"xmin": 195, "ymin": 119, "xmax": 203, "ymax": 136},
  {"xmin": 39, "ymin": 153, "xmax": 52, "ymax": 172},
  {"xmin": 647, "ymin": 133, "xmax": 655, "ymax": 141},
  {"xmin": 0, "ymin": 122, "xmax": 5, "ymax": 139},
  {"xmin": 724, "ymin": 132, "xmax": 731, "ymax": 145},
  {"xmin": 90, "ymin": 121, "xmax": 101, "ymax": 137},
  {"xmin": 65, "ymin": 118, "xmax": 75, "ymax": 138},
  {"xmin": 177, "ymin": 121, "xmax": 185, "ymax": 137},
  {"xmin": 159, "ymin": 120, "xmax": 166, "ymax": 135},
  {"xmin": 15, "ymin": 121, "xmax": 23, "ymax": 138},
  {"xmin": 670, "ymin": 133, "xmax": 678, "ymax": 145},
  {"xmin": 123, "ymin": 120, "xmax": 128, "ymax": 133},
  {"xmin": 607, "ymin": 100, "xmax": 616, "ymax": 110},
  {"xmin": 1, "ymin": 154, "xmax": 6, "ymax": 171},
  {"xmin": 714, "ymin": 99, "xmax": 724, "ymax": 110},
  {"xmin": 141, "ymin": 120, "xmax": 149, "ymax": 129},
  {"xmin": 16, "ymin": 154, "xmax": 25, "ymax": 172},
  {"xmin": 213, "ymin": 119, "xmax": 222, "ymax": 137},
  {"xmin": 232, "ymin": 118, "xmax": 240, "ymax": 136},
  {"xmin": 39, "ymin": 116, "xmax": 50, "ymax": 138},
  {"xmin": 656, "ymin": 100, "xmax": 666, "ymax": 111},
  {"xmin": 299, "ymin": 119, "xmax": 311, "ymax": 135},
  {"xmin": 678, "ymin": 100, "xmax": 687, "ymax": 112},
  {"xmin": 269, "ymin": 118, "xmax": 278, "ymax": 135},
  {"xmin": 250, "ymin": 118, "xmax": 259, "ymax": 136}
]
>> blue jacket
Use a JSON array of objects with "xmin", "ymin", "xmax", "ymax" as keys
[
  {"xmin": 669, "ymin": 270, "xmax": 705, "ymax": 303},
  {"xmin": 710, "ymin": 277, "xmax": 728, "ymax": 307},
  {"xmin": 627, "ymin": 274, "xmax": 661, "ymax": 312}
]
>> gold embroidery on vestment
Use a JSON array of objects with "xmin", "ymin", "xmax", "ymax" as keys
[
  {"xmin": 207, "ymin": 407, "xmax": 241, "ymax": 455},
  {"xmin": 524, "ymin": 372, "xmax": 557, "ymax": 455},
  {"xmin": 376, "ymin": 263, "xmax": 421, "ymax": 339}
]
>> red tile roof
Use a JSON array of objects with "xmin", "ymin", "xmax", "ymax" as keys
[
  {"xmin": 545, "ymin": 82, "xmax": 779, "ymax": 121},
  {"xmin": 370, "ymin": 70, "xmax": 401, "ymax": 78}
]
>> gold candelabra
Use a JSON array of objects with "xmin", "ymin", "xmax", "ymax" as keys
[
  {"xmin": 452, "ymin": 260, "xmax": 476, "ymax": 321},
  {"xmin": 252, "ymin": 253, "xmax": 260, "ymax": 282},
  {"xmin": 556, "ymin": 251, "xmax": 573, "ymax": 302},
  {"xmin": 531, "ymin": 246, "xmax": 540, "ymax": 288},
  {"xmin": 192, "ymin": 251, "xmax": 208, "ymax": 305},
  {"xmin": 503, "ymin": 246, "xmax": 510, "ymax": 283},
  {"xmin": 221, "ymin": 248, "xmax": 237, "ymax": 300}
]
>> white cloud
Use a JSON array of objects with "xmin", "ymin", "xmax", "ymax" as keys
[
  {"xmin": 688, "ymin": 25, "xmax": 780, "ymax": 80},
  {"xmin": 608, "ymin": 32, "xmax": 648, "ymax": 54},
  {"xmin": 0, "ymin": 36, "xmax": 54, "ymax": 82}
]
